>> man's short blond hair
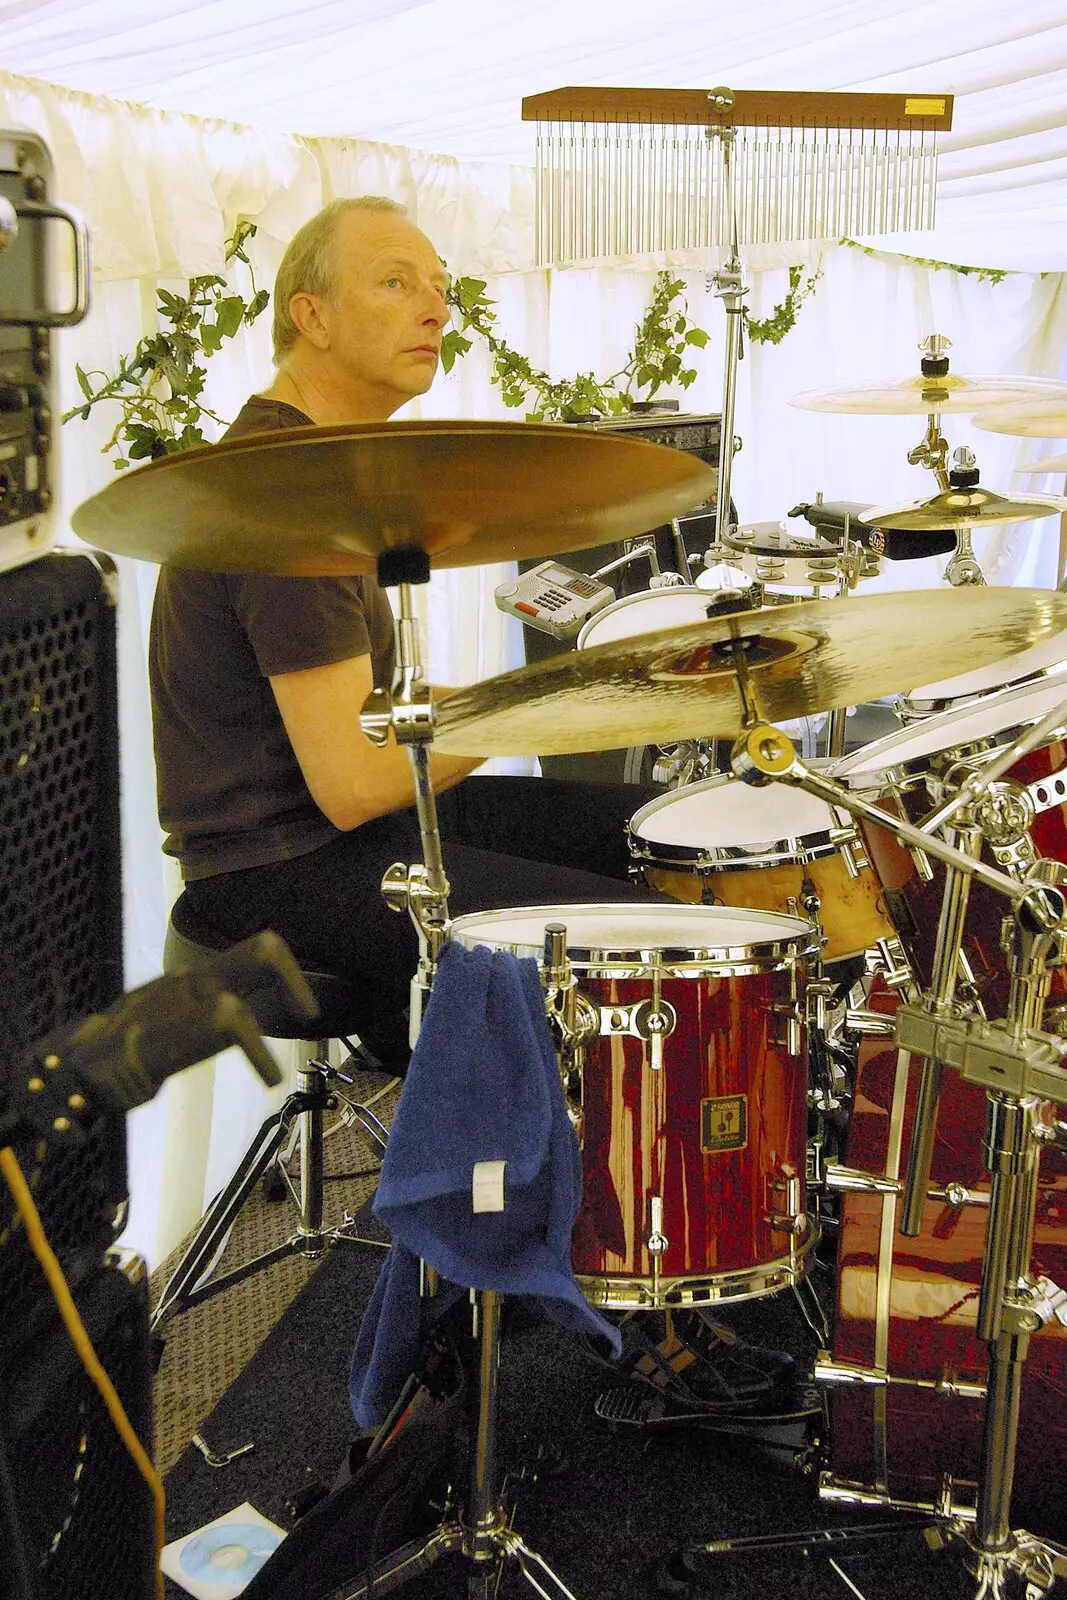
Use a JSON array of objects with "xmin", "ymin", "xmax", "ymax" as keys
[{"xmin": 271, "ymin": 196, "xmax": 407, "ymax": 365}]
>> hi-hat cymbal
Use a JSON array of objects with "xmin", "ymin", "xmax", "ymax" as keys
[
  {"xmin": 860, "ymin": 485, "xmax": 1067, "ymax": 532},
  {"xmin": 973, "ymin": 402, "xmax": 1067, "ymax": 440},
  {"xmin": 70, "ymin": 420, "xmax": 717, "ymax": 575},
  {"xmin": 433, "ymin": 588, "xmax": 1067, "ymax": 757},
  {"xmin": 1017, "ymin": 453, "xmax": 1067, "ymax": 474},
  {"xmin": 790, "ymin": 374, "xmax": 1067, "ymax": 416}
]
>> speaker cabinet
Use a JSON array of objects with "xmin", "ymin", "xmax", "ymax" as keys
[{"xmin": 0, "ymin": 551, "xmax": 126, "ymax": 1364}]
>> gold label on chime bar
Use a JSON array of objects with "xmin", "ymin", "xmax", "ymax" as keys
[{"xmin": 701, "ymin": 1095, "xmax": 748, "ymax": 1153}]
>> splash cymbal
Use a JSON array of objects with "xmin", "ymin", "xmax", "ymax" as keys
[
  {"xmin": 973, "ymin": 402, "xmax": 1067, "ymax": 440},
  {"xmin": 433, "ymin": 588, "xmax": 1067, "ymax": 757},
  {"xmin": 790, "ymin": 373, "xmax": 1067, "ymax": 416},
  {"xmin": 860, "ymin": 485, "xmax": 1067, "ymax": 532},
  {"xmin": 70, "ymin": 419, "xmax": 717, "ymax": 575}
]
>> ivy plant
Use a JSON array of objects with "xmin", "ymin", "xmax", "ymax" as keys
[
  {"xmin": 442, "ymin": 262, "xmax": 823, "ymax": 417},
  {"xmin": 441, "ymin": 270, "xmax": 710, "ymax": 421},
  {"xmin": 63, "ymin": 221, "xmax": 270, "ymax": 467},
  {"xmin": 842, "ymin": 239, "xmax": 1009, "ymax": 285},
  {"xmin": 744, "ymin": 263, "xmax": 824, "ymax": 345}
]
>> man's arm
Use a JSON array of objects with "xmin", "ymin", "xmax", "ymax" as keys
[{"xmin": 270, "ymin": 653, "xmax": 482, "ymax": 831}]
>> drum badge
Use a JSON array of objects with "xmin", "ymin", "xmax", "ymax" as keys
[{"xmin": 701, "ymin": 1095, "xmax": 748, "ymax": 1152}]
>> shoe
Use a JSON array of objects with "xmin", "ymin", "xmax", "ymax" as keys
[{"xmin": 617, "ymin": 1310, "xmax": 795, "ymax": 1412}]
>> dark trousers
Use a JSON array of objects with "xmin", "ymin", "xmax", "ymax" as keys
[{"xmin": 182, "ymin": 776, "xmax": 662, "ymax": 1064}]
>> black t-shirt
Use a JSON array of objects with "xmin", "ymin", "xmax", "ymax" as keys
[{"xmin": 149, "ymin": 398, "xmax": 396, "ymax": 880}]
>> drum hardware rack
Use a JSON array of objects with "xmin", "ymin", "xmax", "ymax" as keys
[{"xmin": 669, "ymin": 688, "xmax": 1067, "ymax": 1598}]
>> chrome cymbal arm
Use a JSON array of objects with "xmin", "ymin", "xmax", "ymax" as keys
[
  {"xmin": 906, "ymin": 411, "xmax": 951, "ymax": 491},
  {"xmin": 706, "ymin": 100, "xmax": 744, "ymax": 548},
  {"xmin": 730, "ymin": 724, "xmax": 1030, "ymax": 906},
  {"xmin": 361, "ymin": 557, "xmax": 452, "ymax": 1041}
]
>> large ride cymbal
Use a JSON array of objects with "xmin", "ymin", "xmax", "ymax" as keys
[
  {"xmin": 790, "ymin": 374, "xmax": 1067, "ymax": 416},
  {"xmin": 860, "ymin": 485, "xmax": 1067, "ymax": 532},
  {"xmin": 1017, "ymin": 453, "xmax": 1067, "ymax": 474},
  {"xmin": 69, "ymin": 420, "xmax": 717, "ymax": 576},
  {"xmin": 433, "ymin": 588, "xmax": 1067, "ymax": 757},
  {"xmin": 973, "ymin": 402, "xmax": 1067, "ymax": 440}
]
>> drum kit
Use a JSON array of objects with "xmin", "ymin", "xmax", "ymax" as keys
[{"xmin": 71, "ymin": 361, "xmax": 1067, "ymax": 1599}]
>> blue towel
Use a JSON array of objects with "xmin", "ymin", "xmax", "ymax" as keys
[{"xmin": 350, "ymin": 939, "xmax": 620, "ymax": 1427}]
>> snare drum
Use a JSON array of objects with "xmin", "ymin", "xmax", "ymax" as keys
[
  {"xmin": 628, "ymin": 775, "xmax": 895, "ymax": 963},
  {"xmin": 448, "ymin": 903, "xmax": 816, "ymax": 1309},
  {"xmin": 575, "ymin": 586, "xmax": 716, "ymax": 650},
  {"xmin": 833, "ymin": 673, "xmax": 1067, "ymax": 1023},
  {"xmin": 818, "ymin": 979, "xmax": 1067, "ymax": 1539}
]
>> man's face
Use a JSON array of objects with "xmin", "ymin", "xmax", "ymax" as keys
[{"xmin": 318, "ymin": 210, "xmax": 450, "ymax": 416}]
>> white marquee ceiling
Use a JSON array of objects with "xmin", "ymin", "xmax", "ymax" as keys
[{"xmin": 1, "ymin": 0, "xmax": 1066, "ymax": 269}]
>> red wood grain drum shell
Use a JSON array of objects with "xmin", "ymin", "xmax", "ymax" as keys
[{"xmin": 447, "ymin": 902, "xmax": 816, "ymax": 1310}]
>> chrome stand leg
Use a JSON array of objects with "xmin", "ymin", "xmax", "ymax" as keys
[{"xmin": 329, "ymin": 1290, "xmax": 580, "ymax": 1600}]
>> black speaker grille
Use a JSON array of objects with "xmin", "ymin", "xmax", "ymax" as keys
[
  {"xmin": 0, "ymin": 553, "xmax": 126, "ymax": 1362},
  {"xmin": 0, "ymin": 564, "xmax": 121, "ymax": 1052}
]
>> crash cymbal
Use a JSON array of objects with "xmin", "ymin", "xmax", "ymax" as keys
[
  {"xmin": 862, "ymin": 488, "xmax": 1067, "ymax": 532},
  {"xmin": 859, "ymin": 484, "xmax": 1067, "ymax": 532},
  {"xmin": 790, "ymin": 373, "xmax": 1067, "ymax": 416},
  {"xmin": 973, "ymin": 401, "xmax": 1067, "ymax": 440},
  {"xmin": 70, "ymin": 419, "xmax": 716, "ymax": 576},
  {"xmin": 433, "ymin": 588, "xmax": 1067, "ymax": 757},
  {"xmin": 1017, "ymin": 453, "xmax": 1067, "ymax": 474}
]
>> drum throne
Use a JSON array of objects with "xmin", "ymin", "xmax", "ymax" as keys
[{"xmin": 148, "ymin": 891, "xmax": 400, "ymax": 1358}]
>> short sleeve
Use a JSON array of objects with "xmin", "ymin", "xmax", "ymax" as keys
[{"xmin": 226, "ymin": 573, "xmax": 371, "ymax": 677}]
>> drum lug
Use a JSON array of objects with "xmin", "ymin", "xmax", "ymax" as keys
[
  {"xmin": 908, "ymin": 843, "xmax": 935, "ymax": 882},
  {"xmin": 766, "ymin": 1166, "xmax": 805, "ymax": 1235},
  {"xmin": 598, "ymin": 996, "xmax": 678, "ymax": 1071},
  {"xmin": 769, "ymin": 1001, "xmax": 804, "ymax": 1056},
  {"xmin": 647, "ymin": 1194, "xmax": 668, "ymax": 1301},
  {"xmin": 829, "ymin": 820, "xmax": 869, "ymax": 879}
]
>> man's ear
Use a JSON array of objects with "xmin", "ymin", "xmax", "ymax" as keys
[{"xmin": 288, "ymin": 291, "xmax": 331, "ymax": 350}]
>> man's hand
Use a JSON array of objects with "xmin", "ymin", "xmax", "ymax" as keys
[{"xmin": 270, "ymin": 653, "xmax": 481, "ymax": 830}]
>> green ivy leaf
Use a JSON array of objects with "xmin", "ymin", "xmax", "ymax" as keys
[
  {"xmin": 441, "ymin": 332, "xmax": 472, "ymax": 373},
  {"xmin": 199, "ymin": 321, "xmax": 223, "ymax": 356},
  {"xmin": 215, "ymin": 297, "xmax": 245, "ymax": 339}
]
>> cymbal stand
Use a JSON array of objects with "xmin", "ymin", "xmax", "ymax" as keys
[
  {"xmin": 905, "ymin": 338, "xmax": 987, "ymax": 586},
  {"xmin": 704, "ymin": 91, "xmax": 745, "ymax": 564},
  {"xmin": 735, "ymin": 710, "xmax": 1067, "ymax": 1597},
  {"xmin": 351, "ymin": 547, "xmax": 579, "ymax": 1600}
]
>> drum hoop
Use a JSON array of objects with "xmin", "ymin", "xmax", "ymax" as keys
[
  {"xmin": 897, "ymin": 661, "xmax": 1065, "ymax": 725},
  {"xmin": 628, "ymin": 826, "xmax": 837, "ymax": 874},
  {"xmin": 835, "ymin": 669, "xmax": 1067, "ymax": 791},
  {"xmin": 448, "ymin": 903, "xmax": 816, "ymax": 973},
  {"xmin": 628, "ymin": 775, "xmax": 838, "ymax": 870}
]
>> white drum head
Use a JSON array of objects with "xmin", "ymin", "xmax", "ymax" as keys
[
  {"xmin": 631, "ymin": 774, "xmax": 834, "ymax": 849},
  {"xmin": 834, "ymin": 670, "xmax": 1067, "ymax": 786},
  {"xmin": 449, "ymin": 902, "xmax": 811, "ymax": 963},
  {"xmin": 907, "ymin": 627, "xmax": 1067, "ymax": 704},
  {"xmin": 576, "ymin": 588, "xmax": 712, "ymax": 650}
]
